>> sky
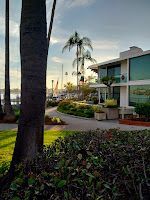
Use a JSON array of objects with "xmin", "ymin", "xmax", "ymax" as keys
[{"xmin": 0, "ymin": 0, "xmax": 150, "ymax": 89}]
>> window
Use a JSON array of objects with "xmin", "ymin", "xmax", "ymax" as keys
[
  {"xmin": 129, "ymin": 85, "xmax": 150, "ymax": 106},
  {"xmin": 129, "ymin": 54, "xmax": 150, "ymax": 81}
]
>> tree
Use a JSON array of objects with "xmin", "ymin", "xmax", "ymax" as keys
[
  {"xmin": 4, "ymin": 0, "xmax": 14, "ymax": 117},
  {"xmin": 64, "ymin": 82, "xmax": 76, "ymax": 98},
  {"xmin": 73, "ymin": 50, "xmax": 96, "ymax": 75},
  {"xmin": 9, "ymin": 0, "xmax": 48, "ymax": 173},
  {"xmin": 62, "ymin": 32, "xmax": 93, "ymax": 91},
  {"xmin": 80, "ymin": 83, "xmax": 95, "ymax": 100},
  {"xmin": 0, "ymin": 92, "xmax": 3, "ymax": 118},
  {"xmin": 101, "ymin": 76, "xmax": 115, "ymax": 99}
]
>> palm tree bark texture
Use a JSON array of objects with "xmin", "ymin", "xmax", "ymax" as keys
[
  {"xmin": 11, "ymin": 0, "xmax": 47, "ymax": 167},
  {"xmin": 4, "ymin": 0, "xmax": 14, "ymax": 116}
]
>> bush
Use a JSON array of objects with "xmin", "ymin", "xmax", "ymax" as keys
[
  {"xmin": 57, "ymin": 100, "xmax": 94, "ymax": 118},
  {"xmin": 91, "ymin": 96, "xmax": 99, "ymax": 104},
  {"xmin": 104, "ymin": 99, "xmax": 118, "ymax": 108},
  {"xmin": 135, "ymin": 102, "xmax": 150, "ymax": 120},
  {"xmin": 93, "ymin": 105, "xmax": 104, "ymax": 113},
  {"xmin": 1, "ymin": 130, "xmax": 150, "ymax": 199},
  {"xmin": 47, "ymin": 100, "xmax": 59, "ymax": 107}
]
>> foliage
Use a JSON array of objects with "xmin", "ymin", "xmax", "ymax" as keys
[
  {"xmin": 45, "ymin": 115, "xmax": 66, "ymax": 125},
  {"xmin": 93, "ymin": 105, "xmax": 104, "ymax": 113},
  {"xmin": 64, "ymin": 82, "xmax": 76, "ymax": 94},
  {"xmin": 79, "ymin": 83, "xmax": 96, "ymax": 100},
  {"xmin": 104, "ymin": 99, "xmax": 118, "ymax": 108},
  {"xmin": 46, "ymin": 100, "xmax": 59, "ymax": 107},
  {"xmin": 135, "ymin": 102, "xmax": 150, "ymax": 120},
  {"xmin": 58, "ymin": 100, "xmax": 94, "ymax": 118},
  {"xmin": 101, "ymin": 76, "xmax": 115, "ymax": 87},
  {"xmin": 1, "ymin": 129, "xmax": 150, "ymax": 199},
  {"xmin": 0, "ymin": 130, "xmax": 75, "ymax": 173},
  {"xmin": 91, "ymin": 96, "xmax": 99, "ymax": 104},
  {"xmin": 72, "ymin": 50, "xmax": 96, "ymax": 74}
]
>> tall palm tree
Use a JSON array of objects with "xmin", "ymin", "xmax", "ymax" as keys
[
  {"xmin": 10, "ymin": 0, "xmax": 48, "ymax": 169},
  {"xmin": 9, "ymin": 0, "xmax": 57, "ymax": 172},
  {"xmin": 0, "ymin": 92, "xmax": 3, "ymax": 118},
  {"xmin": 62, "ymin": 32, "xmax": 93, "ymax": 91},
  {"xmin": 73, "ymin": 50, "xmax": 96, "ymax": 75},
  {"xmin": 4, "ymin": 0, "xmax": 14, "ymax": 117}
]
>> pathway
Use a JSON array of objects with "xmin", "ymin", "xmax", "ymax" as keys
[{"xmin": 0, "ymin": 107, "xmax": 150, "ymax": 131}]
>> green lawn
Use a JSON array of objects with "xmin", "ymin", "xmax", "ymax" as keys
[{"xmin": 0, "ymin": 130, "xmax": 75, "ymax": 165}]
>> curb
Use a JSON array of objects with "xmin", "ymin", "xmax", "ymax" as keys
[{"xmin": 56, "ymin": 110, "xmax": 94, "ymax": 120}]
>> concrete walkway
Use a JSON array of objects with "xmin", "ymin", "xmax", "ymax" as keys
[
  {"xmin": 45, "ymin": 107, "xmax": 150, "ymax": 131},
  {"xmin": 0, "ymin": 107, "xmax": 150, "ymax": 131}
]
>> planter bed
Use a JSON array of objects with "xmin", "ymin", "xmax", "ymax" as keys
[{"xmin": 119, "ymin": 118, "xmax": 150, "ymax": 127}]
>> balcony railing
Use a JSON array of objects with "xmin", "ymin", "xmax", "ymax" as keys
[{"xmin": 89, "ymin": 73, "xmax": 127, "ymax": 84}]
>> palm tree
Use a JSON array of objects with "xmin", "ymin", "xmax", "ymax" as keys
[
  {"xmin": 0, "ymin": 92, "xmax": 3, "ymax": 118},
  {"xmin": 62, "ymin": 32, "xmax": 93, "ymax": 91},
  {"xmin": 64, "ymin": 82, "xmax": 75, "ymax": 98},
  {"xmin": 73, "ymin": 50, "xmax": 96, "ymax": 75},
  {"xmin": 4, "ymin": 0, "xmax": 14, "ymax": 117},
  {"xmin": 10, "ymin": 0, "xmax": 48, "ymax": 170}
]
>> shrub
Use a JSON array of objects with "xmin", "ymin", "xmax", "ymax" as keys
[
  {"xmin": 104, "ymin": 99, "xmax": 118, "ymax": 108},
  {"xmin": 57, "ymin": 100, "xmax": 94, "ymax": 118},
  {"xmin": 91, "ymin": 96, "xmax": 99, "ymax": 104},
  {"xmin": 1, "ymin": 130, "xmax": 150, "ymax": 199},
  {"xmin": 93, "ymin": 105, "xmax": 104, "ymax": 113},
  {"xmin": 135, "ymin": 102, "xmax": 150, "ymax": 120},
  {"xmin": 47, "ymin": 100, "xmax": 59, "ymax": 107}
]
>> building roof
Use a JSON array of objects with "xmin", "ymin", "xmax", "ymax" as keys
[{"xmin": 88, "ymin": 47, "xmax": 150, "ymax": 71}]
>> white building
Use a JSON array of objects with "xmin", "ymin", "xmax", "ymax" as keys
[{"xmin": 88, "ymin": 46, "xmax": 150, "ymax": 107}]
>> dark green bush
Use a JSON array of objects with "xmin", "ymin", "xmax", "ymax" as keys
[
  {"xmin": 135, "ymin": 102, "xmax": 150, "ymax": 120},
  {"xmin": 57, "ymin": 100, "xmax": 94, "ymax": 118},
  {"xmin": 47, "ymin": 100, "xmax": 59, "ymax": 107},
  {"xmin": 1, "ymin": 130, "xmax": 150, "ymax": 199}
]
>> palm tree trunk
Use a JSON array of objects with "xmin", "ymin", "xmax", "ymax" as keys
[
  {"xmin": 4, "ymin": 0, "xmax": 13, "ymax": 116},
  {"xmin": 10, "ymin": 0, "xmax": 47, "ymax": 169},
  {"xmin": 76, "ymin": 45, "xmax": 79, "ymax": 92},
  {"xmin": 47, "ymin": 0, "xmax": 57, "ymax": 50},
  {"xmin": 0, "ymin": 92, "xmax": 3, "ymax": 118}
]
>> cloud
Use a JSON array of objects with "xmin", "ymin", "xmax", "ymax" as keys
[
  {"xmin": 64, "ymin": 0, "xmax": 96, "ymax": 8},
  {"xmin": 0, "ymin": 17, "xmax": 19, "ymax": 38},
  {"xmin": 93, "ymin": 40, "xmax": 119, "ymax": 50},
  {"xmin": 51, "ymin": 56, "xmax": 63, "ymax": 63}
]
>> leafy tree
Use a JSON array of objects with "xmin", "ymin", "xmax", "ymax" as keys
[
  {"xmin": 62, "ymin": 32, "xmax": 93, "ymax": 91},
  {"xmin": 64, "ymin": 82, "xmax": 76, "ymax": 98},
  {"xmin": 101, "ymin": 76, "xmax": 115, "ymax": 99},
  {"xmin": 4, "ymin": 0, "xmax": 14, "ymax": 117},
  {"xmin": 80, "ymin": 83, "xmax": 96, "ymax": 100}
]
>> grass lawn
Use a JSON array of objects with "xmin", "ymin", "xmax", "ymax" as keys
[{"xmin": 0, "ymin": 130, "xmax": 75, "ymax": 165}]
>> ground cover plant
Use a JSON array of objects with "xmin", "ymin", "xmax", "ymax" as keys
[
  {"xmin": 0, "ymin": 130, "xmax": 74, "ymax": 176},
  {"xmin": 57, "ymin": 100, "xmax": 94, "ymax": 118},
  {"xmin": 0, "ymin": 129, "xmax": 150, "ymax": 199}
]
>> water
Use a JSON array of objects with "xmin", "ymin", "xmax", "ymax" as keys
[{"xmin": 0, "ymin": 93, "xmax": 20, "ymax": 105}]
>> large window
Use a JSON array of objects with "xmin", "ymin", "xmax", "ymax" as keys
[
  {"xmin": 99, "ymin": 66, "xmax": 107, "ymax": 79},
  {"xmin": 129, "ymin": 85, "xmax": 150, "ymax": 106},
  {"xmin": 107, "ymin": 64, "xmax": 121, "ymax": 77},
  {"xmin": 129, "ymin": 54, "xmax": 150, "ymax": 81}
]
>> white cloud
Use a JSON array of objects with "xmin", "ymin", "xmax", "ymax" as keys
[
  {"xmin": 51, "ymin": 56, "xmax": 63, "ymax": 63},
  {"xmin": 0, "ymin": 17, "xmax": 19, "ymax": 38},
  {"xmin": 68, "ymin": 0, "xmax": 96, "ymax": 8},
  {"xmin": 93, "ymin": 40, "xmax": 119, "ymax": 50}
]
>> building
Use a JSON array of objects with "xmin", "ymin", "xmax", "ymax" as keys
[{"xmin": 88, "ymin": 46, "xmax": 150, "ymax": 107}]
